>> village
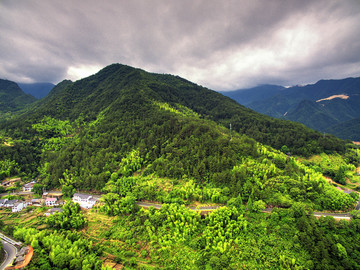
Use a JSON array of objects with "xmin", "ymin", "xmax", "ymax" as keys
[{"xmin": 0, "ymin": 178, "xmax": 101, "ymax": 215}]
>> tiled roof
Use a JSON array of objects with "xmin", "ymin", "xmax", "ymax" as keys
[
  {"xmin": 5, "ymin": 200, "xmax": 18, "ymax": 205},
  {"xmin": 74, "ymin": 193, "xmax": 92, "ymax": 200}
]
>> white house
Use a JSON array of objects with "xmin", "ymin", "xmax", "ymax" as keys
[
  {"xmin": 73, "ymin": 193, "xmax": 99, "ymax": 209},
  {"xmin": 12, "ymin": 202, "xmax": 25, "ymax": 212},
  {"xmin": 45, "ymin": 198, "xmax": 57, "ymax": 206},
  {"xmin": 23, "ymin": 181, "xmax": 36, "ymax": 192}
]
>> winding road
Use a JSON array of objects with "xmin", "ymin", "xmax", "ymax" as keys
[
  {"xmin": 0, "ymin": 240, "xmax": 17, "ymax": 270},
  {"xmin": 135, "ymin": 202, "xmax": 353, "ymax": 220}
]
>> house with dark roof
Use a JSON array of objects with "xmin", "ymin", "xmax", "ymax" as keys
[
  {"xmin": 44, "ymin": 208, "xmax": 63, "ymax": 216},
  {"xmin": 4, "ymin": 199, "xmax": 18, "ymax": 208},
  {"xmin": 0, "ymin": 198, "xmax": 8, "ymax": 207},
  {"xmin": 1, "ymin": 177, "xmax": 21, "ymax": 187},
  {"xmin": 43, "ymin": 191, "xmax": 63, "ymax": 199},
  {"xmin": 30, "ymin": 198, "xmax": 43, "ymax": 207},
  {"xmin": 23, "ymin": 181, "xmax": 36, "ymax": 192},
  {"xmin": 73, "ymin": 193, "xmax": 99, "ymax": 209}
]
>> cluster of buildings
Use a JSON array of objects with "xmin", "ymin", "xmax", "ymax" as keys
[
  {"xmin": 0, "ymin": 178, "xmax": 100, "ymax": 213},
  {"xmin": 0, "ymin": 191, "xmax": 65, "ymax": 213}
]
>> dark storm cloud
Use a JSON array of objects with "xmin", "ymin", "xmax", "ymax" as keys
[{"xmin": 0, "ymin": 0, "xmax": 359, "ymax": 89}]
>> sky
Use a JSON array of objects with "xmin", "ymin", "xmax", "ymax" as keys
[{"xmin": 1, "ymin": 0, "xmax": 360, "ymax": 91}]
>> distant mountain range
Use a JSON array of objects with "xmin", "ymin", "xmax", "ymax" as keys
[
  {"xmin": 18, "ymin": 82, "xmax": 55, "ymax": 99},
  {"xmin": 221, "ymin": 77, "xmax": 360, "ymax": 141}
]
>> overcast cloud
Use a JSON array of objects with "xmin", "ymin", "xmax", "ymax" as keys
[{"xmin": 1, "ymin": 0, "xmax": 360, "ymax": 90}]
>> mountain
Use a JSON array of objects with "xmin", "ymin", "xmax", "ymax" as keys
[
  {"xmin": 0, "ymin": 79, "xmax": 36, "ymax": 113},
  {"xmin": 18, "ymin": 82, "xmax": 55, "ymax": 99},
  {"xmin": 2, "ymin": 63, "xmax": 360, "ymax": 269},
  {"xmin": 220, "ymin": 84, "xmax": 285, "ymax": 106},
  {"xmin": 0, "ymin": 64, "xmax": 356, "ymax": 210},
  {"xmin": 222, "ymin": 77, "xmax": 360, "ymax": 140},
  {"xmin": 9, "ymin": 64, "xmax": 346, "ymax": 156}
]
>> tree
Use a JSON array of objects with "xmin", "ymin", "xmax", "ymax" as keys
[
  {"xmin": 281, "ymin": 145, "xmax": 290, "ymax": 154},
  {"xmin": 334, "ymin": 165, "xmax": 347, "ymax": 185},
  {"xmin": 32, "ymin": 183, "xmax": 44, "ymax": 196},
  {"xmin": 253, "ymin": 200, "xmax": 266, "ymax": 212},
  {"xmin": 62, "ymin": 184, "xmax": 76, "ymax": 198}
]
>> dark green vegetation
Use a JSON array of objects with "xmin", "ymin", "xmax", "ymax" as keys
[
  {"xmin": 0, "ymin": 79, "xmax": 36, "ymax": 113},
  {"xmin": 46, "ymin": 201, "xmax": 87, "ymax": 230},
  {"xmin": 14, "ymin": 227, "xmax": 103, "ymax": 270},
  {"xmin": 1, "ymin": 64, "xmax": 360, "ymax": 269},
  {"xmin": 326, "ymin": 117, "xmax": 360, "ymax": 141},
  {"xmin": 18, "ymin": 82, "xmax": 55, "ymax": 99},
  {"xmin": 222, "ymin": 77, "xmax": 360, "ymax": 141},
  {"xmin": 0, "ymin": 240, "xmax": 3, "ymax": 265}
]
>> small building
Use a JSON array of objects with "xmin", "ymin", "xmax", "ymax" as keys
[
  {"xmin": 23, "ymin": 181, "xmax": 36, "ymax": 192},
  {"xmin": 12, "ymin": 201, "xmax": 25, "ymax": 212},
  {"xmin": 45, "ymin": 198, "xmax": 57, "ymax": 206},
  {"xmin": 1, "ymin": 178, "xmax": 21, "ymax": 187},
  {"xmin": 44, "ymin": 208, "xmax": 63, "ymax": 216},
  {"xmin": 73, "ymin": 193, "xmax": 99, "ymax": 209},
  {"xmin": 0, "ymin": 198, "xmax": 8, "ymax": 207},
  {"xmin": 4, "ymin": 199, "xmax": 18, "ymax": 208},
  {"xmin": 42, "ymin": 191, "xmax": 63, "ymax": 200},
  {"xmin": 30, "ymin": 198, "xmax": 43, "ymax": 207}
]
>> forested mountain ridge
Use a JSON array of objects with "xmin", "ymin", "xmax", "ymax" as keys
[
  {"xmin": 9, "ymin": 64, "xmax": 346, "ymax": 156},
  {"xmin": 0, "ymin": 63, "xmax": 358, "ymax": 211},
  {"xmin": 0, "ymin": 79, "xmax": 36, "ymax": 113},
  {"xmin": 2, "ymin": 64, "xmax": 360, "ymax": 269},
  {"xmin": 222, "ymin": 77, "xmax": 360, "ymax": 140}
]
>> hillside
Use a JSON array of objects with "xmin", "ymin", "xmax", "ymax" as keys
[
  {"xmin": 1, "ymin": 64, "xmax": 360, "ymax": 269},
  {"xmin": 326, "ymin": 117, "xmax": 360, "ymax": 141},
  {"xmin": 222, "ymin": 77, "xmax": 360, "ymax": 140},
  {"xmin": 7, "ymin": 64, "xmax": 346, "ymax": 156},
  {"xmin": 0, "ymin": 63, "xmax": 357, "ymax": 208},
  {"xmin": 0, "ymin": 79, "xmax": 36, "ymax": 113},
  {"xmin": 18, "ymin": 82, "xmax": 55, "ymax": 99}
]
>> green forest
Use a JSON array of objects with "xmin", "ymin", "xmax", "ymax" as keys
[{"xmin": 1, "ymin": 64, "xmax": 360, "ymax": 269}]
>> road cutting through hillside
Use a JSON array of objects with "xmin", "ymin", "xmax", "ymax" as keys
[{"xmin": 135, "ymin": 202, "xmax": 353, "ymax": 220}]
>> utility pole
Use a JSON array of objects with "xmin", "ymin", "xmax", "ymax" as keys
[{"xmin": 230, "ymin": 123, "xmax": 232, "ymax": 141}]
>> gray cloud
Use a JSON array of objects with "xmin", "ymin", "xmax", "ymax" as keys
[{"xmin": 0, "ymin": 0, "xmax": 359, "ymax": 90}]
